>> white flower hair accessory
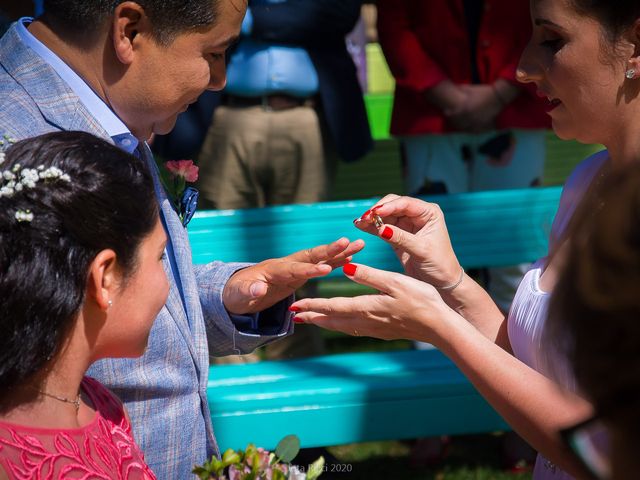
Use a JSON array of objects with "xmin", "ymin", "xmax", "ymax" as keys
[
  {"xmin": 0, "ymin": 165, "xmax": 71, "ymax": 199},
  {"xmin": 0, "ymin": 144, "xmax": 72, "ymax": 222},
  {"xmin": 15, "ymin": 209, "xmax": 34, "ymax": 223}
]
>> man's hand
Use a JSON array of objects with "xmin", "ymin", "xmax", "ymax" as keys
[{"xmin": 222, "ymin": 237, "xmax": 365, "ymax": 315}]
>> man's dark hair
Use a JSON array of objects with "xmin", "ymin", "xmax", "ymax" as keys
[
  {"xmin": 0, "ymin": 131, "xmax": 158, "ymax": 404},
  {"xmin": 42, "ymin": 0, "xmax": 220, "ymax": 44}
]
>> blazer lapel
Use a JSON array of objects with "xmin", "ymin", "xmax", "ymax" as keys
[{"xmin": 141, "ymin": 145, "xmax": 208, "ymax": 371}]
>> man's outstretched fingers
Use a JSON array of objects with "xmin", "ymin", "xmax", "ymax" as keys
[
  {"xmin": 322, "ymin": 239, "xmax": 365, "ymax": 267},
  {"xmin": 284, "ymin": 261, "xmax": 332, "ymax": 280},
  {"xmin": 287, "ymin": 237, "xmax": 346, "ymax": 264},
  {"xmin": 290, "ymin": 237, "xmax": 362, "ymax": 264},
  {"xmin": 323, "ymin": 237, "xmax": 352, "ymax": 258}
]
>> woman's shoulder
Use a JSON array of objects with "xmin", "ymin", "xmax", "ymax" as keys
[
  {"xmin": 549, "ymin": 149, "xmax": 608, "ymax": 246},
  {"xmin": 563, "ymin": 149, "xmax": 609, "ymax": 194},
  {"xmin": 82, "ymin": 376, "xmax": 128, "ymax": 429}
]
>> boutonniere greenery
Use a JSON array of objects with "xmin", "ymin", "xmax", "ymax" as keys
[
  {"xmin": 156, "ymin": 159, "xmax": 200, "ymax": 227},
  {"xmin": 193, "ymin": 435, "xmax": 324, "ymax": 480}
]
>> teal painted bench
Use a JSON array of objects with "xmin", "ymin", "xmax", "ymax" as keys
[
  {"xmin": 206, "ymin": 349, "xmax": 511, "ymax": 452},
  {"xmin": 190, "ymin": 186, "xmax": 562, "ymax": 451},
  {"xmin": 190, "ymin": 187, "xmax": 560, "ymax": 274}
]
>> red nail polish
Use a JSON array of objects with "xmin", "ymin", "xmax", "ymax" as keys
[
  {"xmin": 381, "ymin": 226, "xmax": 393, "ymax": 240},
  {"xmin": 293, "ymin": 317, "xmax": 305, "ymax": 324},
  {"xmin": 289, "ymin": 306, "xmax": 301, "ymax": 312},
  {"xmin": 343, "ymin": 263, "xmax": 357, "ymax": 276}
]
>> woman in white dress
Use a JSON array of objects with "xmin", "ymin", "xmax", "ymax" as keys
[
  {"xmin": 290, "ymin": 0, "xmax": 640, "ymax": 478},
  {"xmin": 546, "ymin": 163, "xmax": 640, "ymax": 480}
]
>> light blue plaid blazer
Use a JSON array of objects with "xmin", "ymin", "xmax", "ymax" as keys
[{"xmin": 0, "ymin": 23, "xmax": 293, "ymax": 479}]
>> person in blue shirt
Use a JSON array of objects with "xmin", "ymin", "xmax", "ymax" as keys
[
  {"xmin": 196, "ymin": 0, "xmax": 372, "ymax": 211},
  {"xmin": 195, "ymin": 0, "xmax": 372, "ymax": 362}
]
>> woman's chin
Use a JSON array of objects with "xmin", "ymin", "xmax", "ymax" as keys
[
  {"xmin": 552, "ymin": 130, "xmax": 572, "ymax": 142},
  {"xmin": 552, "ymin": 116, "xmax": 601, "ymax": 146},
  {"xmin": 551, "ymin": 121, "xmax": 577, "ymax": 142}
]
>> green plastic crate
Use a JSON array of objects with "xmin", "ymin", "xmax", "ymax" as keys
[{"xmin": 366, "ymin": 43, "xmax": 395, "ymax": 94}]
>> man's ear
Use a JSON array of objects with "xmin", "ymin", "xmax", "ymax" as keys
[
  {"xmin": 87, "ymin": 249, "xmax": 119, "ymax": 311},
  {"xmin": 111, "ymin": 1, "xmax": 148, "ymax": 65}
]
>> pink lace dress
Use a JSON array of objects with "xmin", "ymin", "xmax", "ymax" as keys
[{"xmin": 0, "ymin": 377, "xmax": 156, "ymax": 479}]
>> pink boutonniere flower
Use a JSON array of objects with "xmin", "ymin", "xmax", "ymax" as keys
[
  {"xmin": 156, "ymin": 159, "xmax": 200, "ymax": 227},
  {"xmin": 165, "ymin": 159, "xmax": 199, "ymax": 183}
]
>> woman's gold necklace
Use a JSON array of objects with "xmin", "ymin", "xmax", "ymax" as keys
[{"xmin": 37, "ymin": 389, "xmax": 81, "ymax": 413}]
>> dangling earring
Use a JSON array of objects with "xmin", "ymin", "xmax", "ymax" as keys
[
  {"xmin": 626, "ymin": 68, "xmax": 637, "ymax": 80},
  {"xmin": 107, "ymin": 300, "xmax": 113, "ymax": 309}
]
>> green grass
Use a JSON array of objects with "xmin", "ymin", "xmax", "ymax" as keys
[{"xmin": 324, "ymin": 434, "xmax": 532, "ymax": 479}]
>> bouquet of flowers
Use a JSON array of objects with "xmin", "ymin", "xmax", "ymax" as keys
[{"xmin": 193, "ymin": 435, "xmax": 324, "ymax": 480}]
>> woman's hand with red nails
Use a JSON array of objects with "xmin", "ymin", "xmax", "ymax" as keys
[
  {"xmin": 289, "ymin": 262, "xmax": 462, "ymax": 344},
  {"xmin": 354, "ymin": 195, "xmax": 461, "ymax": 289},
  {"xmin": 222, "ymin": 237, "xmax": 365, "ymax": 315}
]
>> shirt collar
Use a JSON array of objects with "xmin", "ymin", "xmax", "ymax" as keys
[{"xmin": 16, "ymin": 17, "xmax": 139, "ymax": 154}]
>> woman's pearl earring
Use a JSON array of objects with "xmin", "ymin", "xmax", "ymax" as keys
[
  {"xmin": 626, "ymin": 68, "xmax": 637, "ymax": 80},
  {"xmin": 107, "ymin": 300, "xmax": 113, "ymax": 309}
]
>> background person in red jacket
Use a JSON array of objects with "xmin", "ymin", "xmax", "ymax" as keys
[
  {"xmin": 377, "ymin": 0, "xmax": 550, "ymax": 314},
  {"xmin": 376, "ymin": 0, "xmax": 550, "ymax": 469}
]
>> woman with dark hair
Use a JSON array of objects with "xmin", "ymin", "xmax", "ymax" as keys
[
  {"xmin": 0, "ymin": 131, "xmax": 167, "ymax": 478},
  {"xmin": 291, "ymin": 0, "xmax": 640, "ymax": 478},
  {"xmin": 546, "ymin": 164, "xmax": 640, "ymax": 480}
]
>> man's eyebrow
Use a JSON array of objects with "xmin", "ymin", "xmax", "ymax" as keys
[{"xmin": 214, "ymin": 34, "xmax": 240, "ymax": 49}]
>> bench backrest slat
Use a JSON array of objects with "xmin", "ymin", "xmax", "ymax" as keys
[{"xmin": 189, "ymin": 187, "xmax": 561, "ymax": 274}]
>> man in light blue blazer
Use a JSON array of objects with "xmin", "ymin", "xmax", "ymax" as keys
[{"xmin": 0, "ymin": 1, "xmax": 362, "ymax": 477}]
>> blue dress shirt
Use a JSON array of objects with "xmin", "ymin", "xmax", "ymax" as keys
[{"xmin": 225, "ymin": 6, "xmax": 319, "ymax": 98}]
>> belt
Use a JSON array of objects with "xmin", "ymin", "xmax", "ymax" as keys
[{"xmin": 223, "ymin": 93, "xmax": 315, "ymax": 111}]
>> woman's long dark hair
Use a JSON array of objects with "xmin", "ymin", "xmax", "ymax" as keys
[{"xmin": 0, "ymin": 131, "xmax": 158, "ymax": 399}]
